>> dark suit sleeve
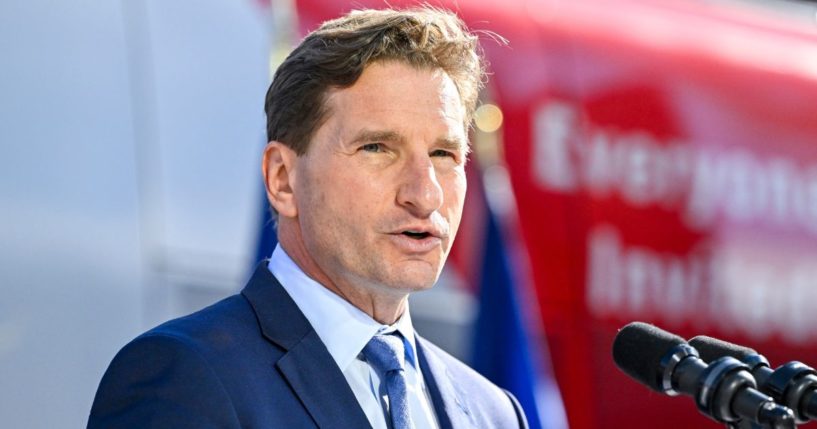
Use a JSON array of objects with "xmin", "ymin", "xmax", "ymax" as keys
[
  {"xmin": 503, "ymin": 389, "xmax": 530, "ymax": 429},
  {"xmin": 88, "ymin": 334, "xmax": 241, "ymax": 429}
]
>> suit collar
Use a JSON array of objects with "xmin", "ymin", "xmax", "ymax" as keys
[
  {"xmin": 241, "ymin": 264, "xmax": 372, "ymax": 429},
  {"xmin": 267, "ymin": 245, "xmax": 421, "ymax": 372},
  {"xmin": 416, "ymin": 336, "xmax": 475, "ymax": 429},
  {"xmin": 241, "ymin": 264, "xmax": 311, "ymax": 349}
]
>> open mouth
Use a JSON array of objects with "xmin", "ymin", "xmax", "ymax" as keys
[{"xmin": 402, "ymin": 230, "xmax": 431, "ymax": 240}]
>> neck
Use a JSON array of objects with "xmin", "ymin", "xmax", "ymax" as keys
[{"xmin": 277, "ymin": 220, "xmax": 408, "ymax": 325}]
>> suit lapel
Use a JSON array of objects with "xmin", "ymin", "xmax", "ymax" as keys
[
  {"xmin": 242, "ymin": 265, "xmax": 372, "ymax": 429},
  {"xmin": 276, "ymin": 330, "xmax": 372, "ymax": 429},
  {"xmin": 416, "ymin": 337, "xmax": 475, "ymax": 429}
]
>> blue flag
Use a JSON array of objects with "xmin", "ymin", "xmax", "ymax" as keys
[{"xmin": 471, "ymin": 192, "xmax": 568, "ymax": 429}]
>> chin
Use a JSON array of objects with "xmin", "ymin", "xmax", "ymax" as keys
[
  {"xmin": 366, "ymin": 257, "xmax": 443, "ymax": 293},
  {"xmin": 389, "ymin": 268, "xmax": 440, "ymax": 292}
]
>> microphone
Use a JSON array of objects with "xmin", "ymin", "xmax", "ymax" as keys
[
  {"xmin": 690, "ymin": 335, "xmax": 817, "ymax": 424},
  {"xmin": 613, "ymin": 322, "xmax": 796, "ymax": 428}
]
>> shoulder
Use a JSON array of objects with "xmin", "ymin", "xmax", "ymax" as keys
[
  {"xmin": 416, "ymin": 336, "xmax": 529, "ymax": 429},
  {"xmin": 88, "ymin": 294, "xmax": 261, "ymax": 429},
  {"xmin": 98, "ymin": 292, "xmax": 273, "ymax": 384},
  {"xmin": 143, "ymin": 294, "xmax": 260, "ymax": 354},
  {"xmin": 416, "ymin": 336, "xmax": 494, "ymax": 386}
]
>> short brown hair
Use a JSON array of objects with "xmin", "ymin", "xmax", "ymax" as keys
[{"xmin": 264, "ymin": 7, "xmax": 485, "ymax": 154}]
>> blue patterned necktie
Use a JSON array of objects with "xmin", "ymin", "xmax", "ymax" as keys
[{"xmin": 362, "ymin": 333, "xmax": 412, "ymax": 429}]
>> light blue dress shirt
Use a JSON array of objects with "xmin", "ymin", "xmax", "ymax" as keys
[{"xmin": 268, "ymin": 245, "xmax": 440, "ymax": 429}]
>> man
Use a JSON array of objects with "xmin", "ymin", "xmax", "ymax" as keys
[{"xmin": 88, "ymin": 7, "xmax": 528, "ymax": 429}]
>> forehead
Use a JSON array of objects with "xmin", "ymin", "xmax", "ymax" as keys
[{"xmin": 322, "ymin": 61, "xmax": 468, "ymax": 137}]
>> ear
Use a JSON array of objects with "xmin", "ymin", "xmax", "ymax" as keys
[{"xmin": 262, "ymin": 141, "xmax": 298, "ymax": 218}]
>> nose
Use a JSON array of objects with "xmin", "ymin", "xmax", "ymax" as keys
[{"xmin": 396, "ymin": 155, "xmax": 443, "ymax": 217}]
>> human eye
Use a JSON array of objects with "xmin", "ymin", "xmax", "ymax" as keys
[
  {"xmin": 430, "ymin": 149, "xmax": 457, "ymax": 159},
  {"xmin": 360, "ymin": 142, "xmax": 384, "ymax": 153}
]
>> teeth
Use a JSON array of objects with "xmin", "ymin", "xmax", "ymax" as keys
[{"xmin": 403, "ymin": 230, "xmax": 428, "ymax": 237}]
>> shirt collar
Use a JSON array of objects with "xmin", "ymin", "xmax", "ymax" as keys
[
  {"xmin": 267, "ymin": 245, "xmax": 418, "ymax": 371},
  {"xmin": 374, "ymin": 307, "xmax": 418, "ymax": 370}
]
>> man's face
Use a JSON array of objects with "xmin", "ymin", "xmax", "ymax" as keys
[{"xmin": 292, "ymin": 61, "xmax": 468, "ymax": 298}]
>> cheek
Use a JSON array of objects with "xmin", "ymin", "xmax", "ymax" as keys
[
  {"xmin": 442, "ymin": 171, "xmax": 467, "ymax": 222},
  {"xmin": 312, "ymin": 168, "xmax": 389, "ymax": 222},
  {"xmin": 448, "ymin": 168, "xmax": 468, "ymax": 202}
]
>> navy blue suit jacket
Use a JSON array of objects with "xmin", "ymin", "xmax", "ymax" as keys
[{"xmin": 88, "ymin": 265, "xmax": 529, "ymax": 428}]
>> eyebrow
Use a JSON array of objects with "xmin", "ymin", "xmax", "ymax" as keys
[
  {"xmin": 350, "ymin": 129, "xmax": 469, "ymax": 153},
  {"xmin": 350, "ymin": 129, "xmax": 404, "ymax": 145}
]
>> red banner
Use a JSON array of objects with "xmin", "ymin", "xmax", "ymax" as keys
[{"xmin": 295, "ymin": 0, "xmax": 817, "ymax": 427}]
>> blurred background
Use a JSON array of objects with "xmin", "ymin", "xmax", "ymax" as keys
[{"xmin": 3, "ymin": 0, "xmax": 817, "ymax": 428}]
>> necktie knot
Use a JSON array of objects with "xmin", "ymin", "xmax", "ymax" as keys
[
  {"xmin": 362, "ymin": 332, "xmax": 413, "ymax": 429},
  {"xmin": 362, "ymin": 333, "xmax": 405, "ymax": 374}
]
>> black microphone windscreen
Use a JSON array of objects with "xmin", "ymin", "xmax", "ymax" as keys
[
  {"xmin": 612, "ymin": 321, "xmax": 687, "ymax": 391},
  {"xmin": 688, "ymin": 335, "xmax": 758, "ymax": 363}
]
